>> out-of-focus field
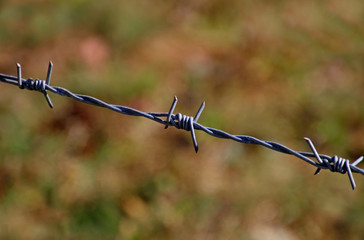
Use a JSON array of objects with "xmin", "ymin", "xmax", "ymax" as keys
[{"xmin": 1, "ymin": 1, "xmax": 364, "ymax": 239}]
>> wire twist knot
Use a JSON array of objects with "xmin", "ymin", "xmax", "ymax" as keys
[
  {"xmin": 22, "ymin": 78, "xmax": 47, "ymax": 92},
  {"xmin": 325, "ymin": 156, "xmax": 350, "ymax": 174},
  {"xmin": 171, "ymin": 113, "xmax": 194, "ymax": 131}
]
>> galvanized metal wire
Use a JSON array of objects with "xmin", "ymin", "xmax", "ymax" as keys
[{"xmin": 1, "ymin": 62, "xmax": 363, "ymax": 190}]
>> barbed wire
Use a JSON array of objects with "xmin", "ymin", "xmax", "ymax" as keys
[{"xmin": 0, "ymin": 62, "xmax": 363, "ymax": 190}]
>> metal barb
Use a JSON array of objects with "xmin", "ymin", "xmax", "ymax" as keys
[
  {"xmin": 165, "ymin": 96, "xmax": 177, "ymax": 129},
  {"xmin": 15, "ymin": 62, "xmax": 54, "ymax": 108},
  {"xmin": 305, "ymin": 138, "xmax": 357, "ymax": 190},
  {"xmin": 190, "ymin": 102, "xmax": 205, "ymax": 152},
  {"xmin": 304, "ymin": 137, "xmax": 323, "ymax": 175},
  {"xmin": 189, "ymin": 116, "xmax": 198, "ymax": 152},
  {"xmin": 43, "ymin": 62, "xmax": 54, "ymax": 108},
  {"xmin": 164, "ymin": 97, "xmax": 204, "ymax": 152},
  {"xmin": 46, "ymin": 61, "xmax": 53, "ymax": 85},
  {"xmin": 304, "ymin": 138, "xmax": 323, "ymax": 164},
  {"xmin": 352, "ymin": 156, "xmax": 364, "ymax": 166},
  {"xmin": 346, "ymin": 160, "xmax": 356, "ymax": 190},
  {"xmin": 43, "ymin": 91, "xmax": 54, "ymax": 109},
  {"xmin": 194, "ymin": 101, "xmax": 205, "ymax": 122},
  {"xmin": 16, "ymin": 63, "xmax": 22, "ymax": 89}
]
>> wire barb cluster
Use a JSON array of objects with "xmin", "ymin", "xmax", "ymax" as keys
[
  {"xmin": 16, "ymin": 62, "xmax": 54, "ymax": 108},
  {"xmin": 165, "ymin": 96, "xmax": 205, "ymax": 153},
  {"xmin": 305, "ymin": 137, "xmax": 363, "ymax": 189},
  {"xmin": 0, "ymin": 62, "xmax": 363, "ymax": 190}
]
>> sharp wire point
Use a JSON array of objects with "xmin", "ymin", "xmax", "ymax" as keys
[
  {"xmin": 194, "ymin": 101, "xmax": 205, "ymax": 122},
  {"xmin": 44, "ymin": 61, "xmax": 54, "ymax": 108},
  {"xmin": 189, "ymin": 117, "xmax": 198, "ymax": 153},
  {"xmin": 304, "ymin": 137, "xmax": 323, "ymax": 164},
  {"xmin": 352, "ymin": 156, "xmax": 364, "ymax": 166},
  {"xmin": 314, "ymin": 168, "xmax": 321, "ymax": 175},
  {"xmin": 165, "ymin": 96, "xmax": 177, "ymax": 129},
  {"xmin": 46, "ymin": 61, "xmax": 53, "ymax": 85},
  {"xmin": 346, "ymin": 160, "xmax": 356, "ymax": 190},
  {"xmin": 16, "ymin": 63, "xmax": 22, "ymax": 88},
  {"xmin": 44, "ymin": 93, "xmax": 54, "ymax": 108}
]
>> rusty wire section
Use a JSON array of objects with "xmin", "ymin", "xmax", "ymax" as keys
[{"xmin": 1, "ymin": 62, "xmax": 363, "ymax": 190}]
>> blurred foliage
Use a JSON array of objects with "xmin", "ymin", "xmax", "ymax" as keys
[{"xmin": 1, "ymin": 0, "xmax": 364, "ymax": 239}]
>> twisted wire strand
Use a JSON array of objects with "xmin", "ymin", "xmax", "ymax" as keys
[{"xmin": 0, "ymin": 62, "xmax": 363, "ymax": 190}]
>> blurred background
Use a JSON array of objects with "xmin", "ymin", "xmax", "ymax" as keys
[{"xmin": 0, "ymin": 0, "xmax": 364, "ymax": 239}]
